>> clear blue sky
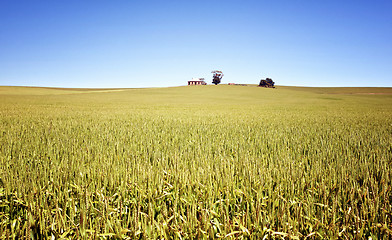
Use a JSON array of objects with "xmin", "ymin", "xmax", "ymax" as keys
[{"xmin": 1, "ymin": 0, "xmax": 391, "ymax": 88}]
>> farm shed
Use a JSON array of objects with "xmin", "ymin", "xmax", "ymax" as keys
[{"xmin": 188, "ymin": 78, "xmax": 207, "ymax": 85}]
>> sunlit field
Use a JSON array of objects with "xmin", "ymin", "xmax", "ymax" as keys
[{"xmin": 1, "ymin": 85, "xmax": 391, "ymax": 239}]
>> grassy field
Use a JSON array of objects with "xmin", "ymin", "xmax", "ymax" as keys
[{"xmin": 0, "ymin": 85, "xmax": 391, "ymax": 239}]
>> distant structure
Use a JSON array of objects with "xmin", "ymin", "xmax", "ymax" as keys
[
  {"xmin": 259, "ymin": 78, "xmax": 275, "ymax": 88},
  {"xmin": 188, "ymin": 78, "xmax": 207, "ymax": 85},
  {"xmin": 211, "ymin": 70, "xmax": 223, "ymax": 85},
  {"xmin": 228, "ymin": 83, "xmax": 235, "ymax": 85}
]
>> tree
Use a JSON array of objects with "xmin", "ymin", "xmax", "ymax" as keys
[
  {"xmin": 259, "ymin": 78, "xmax": 275, "ymax": 88},
  {"xmin": 211, "ymin": 70, "xmax": 223, "ymax": 85}
]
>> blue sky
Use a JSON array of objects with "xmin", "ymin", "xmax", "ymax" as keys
[{"xmin": 0, "ymin": 0, "xmax": 391, "ymax": 88}]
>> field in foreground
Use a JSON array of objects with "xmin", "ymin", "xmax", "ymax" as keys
[{"xmin": 0, "ymin": 85, "xmax": 391, "ymax": 239}]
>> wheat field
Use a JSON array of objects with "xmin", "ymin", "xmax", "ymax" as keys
[{"xmin": 0, "ymin": 85, "xmax": 391, "ymax": 239}]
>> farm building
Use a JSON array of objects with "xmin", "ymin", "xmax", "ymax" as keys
[{"xmin": 188, "ymin": 78, "xmax": 207, "ymax": 85}]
